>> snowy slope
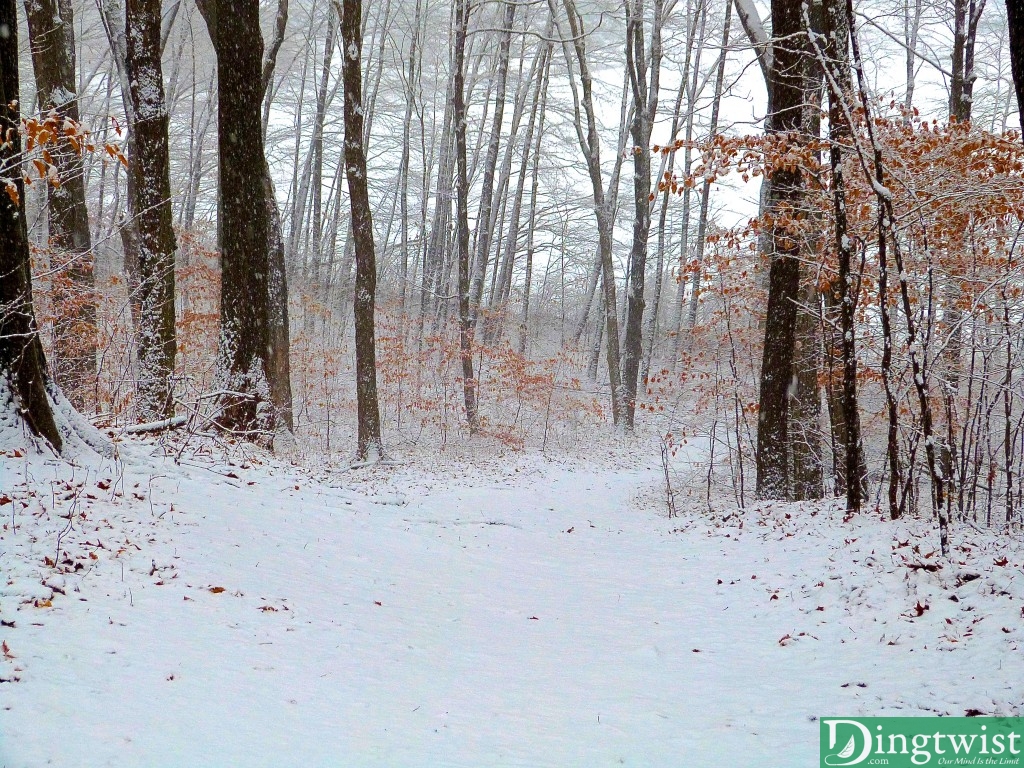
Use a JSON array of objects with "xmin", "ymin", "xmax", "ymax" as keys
[{"xmin": 1, "ymin": 441, "xmax": 1022, "ymax": 767}]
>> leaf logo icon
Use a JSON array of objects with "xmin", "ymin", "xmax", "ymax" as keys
[{"xmin": 836, "ymin": 736, "xmax": 857, "ymax": 759}]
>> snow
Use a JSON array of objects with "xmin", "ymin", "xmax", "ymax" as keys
[{"xmin": 1, "ymin": 439, "xmax": 1022, "ymax": 766}]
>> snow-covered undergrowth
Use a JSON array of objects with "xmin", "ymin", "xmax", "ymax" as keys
[{"xmin": 1, "ymin": 435, "xmax": 1022, "ymax": 767}]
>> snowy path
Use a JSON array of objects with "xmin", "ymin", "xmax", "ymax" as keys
[{"xmin": 1, "ymin": 450, "xmax": 1022, "ymax": 767}]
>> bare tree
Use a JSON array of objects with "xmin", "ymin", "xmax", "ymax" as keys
[
  {"xmin": 755, "ymin": 0, "xmax": 812, "ymax": 499},
  {"xmin": 552, "ymin": 0, "xmax": 626, "ymax": 426},
  {"xmin": 1008, "ymin": 0, "xmax": 1024, "ymax": 120},
  {"xmin": 468, "ymin": 0, "xmax": 517, "ymax": 324},
  {"xmin": 950, "ymin": 0, "xmax": 987, "ymax": 122},
  {"xmin": 686, "ymin": 0, "xmax": 730, "ymax": 333},
  {"xmin": 519, "ymin": 37, "xmax": 552, "ymax": 355},
  {"xmin": 23, "ymin": 0, "xmax": 95, "ymax": 409},
  {"xmin": 812, "ymin": 0, "xmax": 868, "ymax": 511},
  {"xmin": 903, "ymin": 0, "xmax": 923, "ymax": 112},
  {"xmin": 0, "ymin": 0, "xmax": 62, "ymax": 450},
  {"xmin": 262, "ymin": 0, "xmax": 294, "ymax": 433},
  {"xmin": 621, "ymin": 0, "xmax": 664, "ymax": 430},
  {"xmin": 454, "ymin": 0, "xmax": 478, "ymax": 431},
  {"xmin": 124, "ymin": 0, "xmax": 177, "ymax": 421},
  {"xmin": 197, "ymin": 0, "xmax": 276, "ymax": 435},
  {"xmin": 338, "ymin": 0, "xmax": 384, "ymax": 460}
]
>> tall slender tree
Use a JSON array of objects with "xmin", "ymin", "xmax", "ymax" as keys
[
  {"xmin": 468, "ymin": 0, "xmax": 516, "ymax": 323},
  {"xmin": 23, "ymin": 0, "xmax": 95, "ymax": 409},
  {"xmin": 621, "ymin": 0, "xmax": 664, "ymax": 430},
  {"xmin": 124, "ymin": 0, "xmax": 177, "ymax": 421},
  {"xmin": 755, "ymin": 0, "xmax": 812, "ymax": 499},
  {"xmin": 553, "ymin": 0, "xmax": 626, "ymax": 425},
  {"xmin": 686, "ymin": 0, "xmax": 730, "ymax": 332},
  {"xmin": 261, "ymin": 0, "xmax": 294, "ymax": 433},
  {"xmin": 0, "ymin": 0, "xmax": 62, "ymax": 451},
  {"xmin": 338, "ymin": 0, "xmax": 384, "ymax": 460},
  {"xmin": 197, "ymin": 0, "xmax": 276, "ymax": 435},
  {"xmin": 950, "ymin": 0, "xmax": 987, "ymax": 123},
  {"xmin": 1008, "ymin": 0, "xmax": 1024, "ymax": 121},
  {"xmin": 812, "ymin": 0, "xmax": 868, "ymax": 511},
  {"xmin": 454, "ymin": 0, "xmax": 478, "ymax": 431}
]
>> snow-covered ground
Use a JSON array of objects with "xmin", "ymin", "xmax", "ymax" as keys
[{"xmin": 1, "ymin": 438, "xmax": 1022, "ymax": 767}]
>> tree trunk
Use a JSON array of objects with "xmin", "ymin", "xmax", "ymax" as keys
[
  {"xmin": 454, "ymin": 0, "xmax": 478, "ymax": 431},
  {"xmin": 788, "ymin": 3, "xmax": 825, "ymax": 502},
  {"xmin": 309, "ymin": 9, "xmax": 337, "ymax": 276},
  {"xmin": 672, "ymin": 0, "xmax": 707, "ymax": 366},
  {"xmin": 950, "ymin": 0, "xmax": 986, "ymax": 123},
  {"xmin": 397, "ymin": 0, "xmax": 423, "ymax": 315},
  {"xmin": 903, "ymin": 0, "xmax": 922, "ymax": 113},
  {"xmin": 420, "ymin": 86, "xmax": 454, "ymax": 326},
  {"xmin": 124, "ymin": 0, "xmax": 177, "ymax": 421},
  {"xmin": 847, "ymin": 0, "xmax": 947, "ymax": 550},
  {"xmin": 1008, "ymin": 0, "xmax": 1024, "ymax": 122},
  {"xmin": 621, "ymin": 0, "xmax": 663, "ymax": 430},
  {"xmin": 492, "ymin": 39, "xmax": 552, "ymax": 343},
  {"xmin": 468, "ymin": 0, "xmax": 517, "ymax": 325},
  {"xmin": 819, "ymin": 0, "xmax": 867, "ymax": 510},
  {"xmin": 260, "ymin": 0, "xmax": 289, "ymax": 139},
  {"xmin": 755, "ymin": 0, "xmax": 809, "ymax": 499},
  {"xmin": 198, "ymin": 0, "xmax": 276, "ymax": 435},
  {"xmin": 686, "ymin": 0, "xmax": 731, "ymax": 331},
  {"xmin": 340, "ymin": 0, "xmax": 384, "ymax": 460},
  {"xmin": 23, "ymin": 0, "xmax": 96, "ymax": 410},
  {"xmin": 259, "ymin": 0, "xmax": 294, "ymax": 432},
  {"xmin": 942, "ymin": 0, "xmax": 985, "ymax": 497},
  {"xmin": 519, "ymin": 43, "xmax": 551, "ymax": 356},
  {"xmin": 555, "ymin": 0, "xmax": 625, "ymax": 425},
  {"xmin": 0, "ymin": 0, "xmax": 63, "ymax": 451},
  {"xmin": 790, "ymin": 278, "xmax": 824, "ymax": 500},
  {"xmin": 264, "ymin": 166, "xmax": 294, "ymax": 432}
]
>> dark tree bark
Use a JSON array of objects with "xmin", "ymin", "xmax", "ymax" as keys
[
  {"xmin": 339, "ymin": 0, "xmax": 384, "ymax": 460},
  {"xmin": 845, "ymin": 0, "xmax": 947, "ymax": 550},
  {"xmin": 490, "ymin": 35, "xmax": 552, "ymax": 338},
  {"xmin": 789, "ymin": 3, "xmax": 825, "ymax": 502},
  {"xmin": 816, "ymin": 0, "xmax": 869, "ymax": 510},
  {"xmin": 454, "ymin": 0, "xmax": 478, "ymax": 431},
  {"xmin": 260, "ymin": 0, "xmax": 294, "ymax": 433},
  {"xmin": 197, "ymin": 0, "xmax": 275, "ymax": 435},
  {"xmin": 950, "ymin": 0, "xmax": 986, "ymax": 123},
  {"xmin": 124, "ymin": 0, "xmax": 177, "ymax": 421},
  {"xmin": 554, "ymin": 0, "xmax": 626, "ymax": 425},
  {"xmin": 263, "ymin": 165, "xmax": 293, "ymax": 432},
  {"xmin": 420, "ymin": 88, "xmax": 454, "ymax": 328},
  {"xmin": 397, "ymin": 0, "xmax": 422, "ymax": 315},
  {"xmin": 790, "ymin": 279, "xmax": 824, "ymax": 500},
  {"xmin": 621, "ymin": 0, "xmax": 663, "ymax": 430},
  {"xmin": 686, "ymin": 0, "xmax": 731, "ymax": 332},
  {"xmin": 816, "ymin": 0, "xmax": 869, "ymax": 507},
  {"xmin": 942, "ymin": 0, "xmax": 986, "ymax": 500},
  {"xmin": 468, "ymin": 0, "xmax": 516, "ymax": 325},
  {"xmin": 0, "ymin": 0, "xmax": 62, "ymax": 450},
  {"xmin": 817, "ymin": 0, "xmax": 866, "ymax": 511},
  {"xmin": 755, "ymin": 0, "xmax": 810, "ymax": 499},
  {"xmin": 1008, "ymin": 0, "xmax": 1024, "ymax": 123},
  {"xmin": 519, "ymin": 44, "xmax": 551, "ymax": 355},
  {"xmin": 23, "ymin": 0, "xmax": 95, "ymax": 410}
]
